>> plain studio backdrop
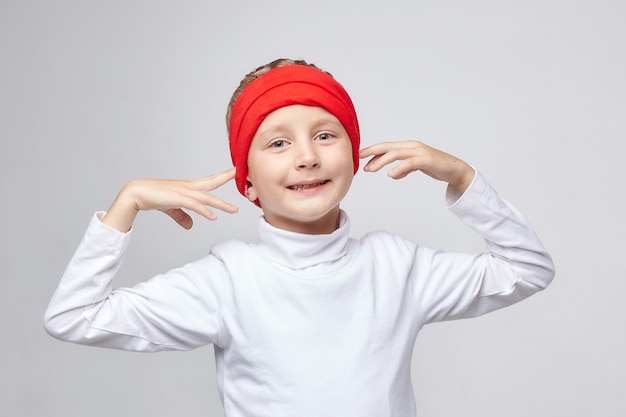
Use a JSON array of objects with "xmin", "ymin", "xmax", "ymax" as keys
[{"xmin": 1, "ymin": 0, "xmax": 624, "ymax": 416}]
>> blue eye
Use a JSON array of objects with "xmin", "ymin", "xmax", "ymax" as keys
[{"xmin": 271, "ymin": 139, "xmax": 287, "ymax": 148}]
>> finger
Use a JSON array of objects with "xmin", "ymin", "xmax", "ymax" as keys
[
  {"xmin": 360, "ymin": 142, "xmax": 424, "ymax": 173},
  {"xmin": 361, "ymin": 154, "xmax": 387, "ymax": 172},
  {"xmin": 173, "ymin": 192, "xmax": 240, "ymax": 225},
  {"xmin": 359, "ymin": 141, "xmax": 421, "ymax": 158},
  {"xmin": 364, "ymin": 148, "xmax": 423, "ymax": 173},
  {"xmin": 189, "ymin": 191, "xmax": 239, "ymax": 215},
  {"xmin": 359, "ymin": 141, "xmax": 402, "ymax": 156},
  {"xmin": 359, "ymin": 142, "xmax": 394, "ymax": 159},
  {"xmin": 195, "ymin": 167, "xmax": 236, "ymax": 190},
  {"xmin": 162, "ymin": 208, "xmax": 194, "ymax": 229},
  {"xmin": 387, "ymin": 159, "xmax": 424, "ymax": 179},
  {"xmin": 358, "ymin": 146, "xmax": 378, "ymax": 159},
  {"xmin": 188, "ymin": 168, "xmax": 239, "ymax": 213}
]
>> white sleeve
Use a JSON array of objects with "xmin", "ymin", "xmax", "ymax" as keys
[
  {"xmin": 43, "ymin": 212, "xmax": 230, "ymax": 351},
  {"xmin": 413, "ymin": 171, "xmax": 555, "ymax": 324}
]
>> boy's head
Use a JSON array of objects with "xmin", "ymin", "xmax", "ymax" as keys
[{"xmin": 226, "ymin": 59, "xmax": 360, "ymax": 207}]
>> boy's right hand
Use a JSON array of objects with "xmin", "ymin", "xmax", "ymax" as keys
[{"xmin": 102, "ymin": 168, "xmax": 238, "ymax": 232}]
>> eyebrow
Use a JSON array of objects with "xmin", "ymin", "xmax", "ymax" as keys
[
  {"xmin": 255, "ymin": 124, "xmax": 291, "ymax": 139},
  {"xmin": 310, "ymin": 117, "xmax": 343, "ymax": 130},
  {"xmin": 256, "ymin": 117, "xmax": 343, "ymax": 139}
]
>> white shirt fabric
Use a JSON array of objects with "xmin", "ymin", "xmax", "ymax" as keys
[{"xmin": 44, "ymin": 171, "xmax": 555, "ymax": 417}]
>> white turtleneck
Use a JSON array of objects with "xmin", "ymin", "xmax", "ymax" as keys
[{"xmin": 44, "ymin": 171, "xmax": 554, "ymax": 417}]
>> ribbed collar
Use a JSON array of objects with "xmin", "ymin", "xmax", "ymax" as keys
[{"xmin": 256, "ymin": 210, "xmax": 350, "ymax": 270}]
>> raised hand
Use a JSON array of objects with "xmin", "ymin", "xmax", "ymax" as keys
[
  {"xmin": 359, "ymin": 141, "xmax": 475, "ymax": 195},
  {"xmin": 102, "ymin": 168, "xmax": 239, "ymax": 232}
]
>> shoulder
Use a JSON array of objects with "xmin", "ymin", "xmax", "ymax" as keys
[
  {"xmin": 171, "ymin": 239, "xmax": 255, "ymax": 277},
  {"xmin": 210, "ymin": 239, "xmax": 255, "ymax": 260},
  {"xmin": 356, "ymin": 230, "xmax": 418, "ymax": 263}
]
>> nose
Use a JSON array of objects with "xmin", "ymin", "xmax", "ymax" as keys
[{"xmin": 295, "ymin": 141, "xmax": 320, "ymax": 169}]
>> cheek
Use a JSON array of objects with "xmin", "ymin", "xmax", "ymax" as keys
[
  {"xmin": 330, "ymin": 145, "xmax": 355, "ymax": 175},
  {"xmin": 246, "ymin": 153, "xmax": 264, "ymax": 184},
  {"xmin": 247, "ymin": 160, "xmax": 281, "ymax": 196}
]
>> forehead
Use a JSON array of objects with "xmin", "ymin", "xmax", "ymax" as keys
[{"xmin": 255, "ymin": 104, "xmax": 344, "ymax": 134}]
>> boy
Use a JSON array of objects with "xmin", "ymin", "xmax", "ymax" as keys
[{"xmin": 45, "ymin": 58, "xmax": 555, "ymax": 417}]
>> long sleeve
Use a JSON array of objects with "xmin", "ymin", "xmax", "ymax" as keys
[
  {"xmin": 410, "ymin": 171, "xmax": 555, "ymax": 324},
  {"xmin": 44, "ymin": 212, "xmax": 230, "ymax": 351}
]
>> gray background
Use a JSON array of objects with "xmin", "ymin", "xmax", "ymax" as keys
[{"xmin": 1, "ymin": 0, "xmax": 624, "ymax": 416}]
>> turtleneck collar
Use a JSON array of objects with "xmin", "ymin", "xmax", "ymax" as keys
[{"xmin": 256, "ymin": 210, "xmax": 350, "ymax": 270}]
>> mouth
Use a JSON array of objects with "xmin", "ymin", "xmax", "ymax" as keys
[{"xmin": 287, "ymin": 180, "xmax": 330, "ymax": 191}]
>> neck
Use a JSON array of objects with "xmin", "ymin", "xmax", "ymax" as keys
[
  {"xmin": 262, "ymin": 207, "xmax": 341, "ymax": 235},
  {"xmin": 256, "ymin": 210, "xmax": 350, "ymax": 271}
]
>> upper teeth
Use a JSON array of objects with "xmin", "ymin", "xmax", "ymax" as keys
[{"xmin": 290, "ymin": 181, "xmax": 325, "ymax": 190}]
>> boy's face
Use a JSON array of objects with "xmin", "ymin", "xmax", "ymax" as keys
[{"xmin": 246, "ymin": 104, "xmax": 354, "ymax": 234}]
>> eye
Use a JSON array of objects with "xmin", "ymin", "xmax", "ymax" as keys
[
  {"xmin": 270, "ymin": 139, "xmax": 287, "ymax": 148},
  {"xmin": 316, "ymin": 132, "xmax": 334, "ymax": 141}
]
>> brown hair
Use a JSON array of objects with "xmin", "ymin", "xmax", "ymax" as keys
[{"xmin": 226, "ymin": 58, "xmax": 332, "ymax": 131}]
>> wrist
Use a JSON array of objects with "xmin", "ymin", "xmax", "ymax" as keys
[
  {"xmin": 449, "ymin": 163, "xmax": 475, "ymax": 195},
  {"xmin": 101, "ymin": 184, "xmax": 141, "ymax": 232}
]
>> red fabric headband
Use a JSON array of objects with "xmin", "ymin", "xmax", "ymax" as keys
[{"xmin": 228, "ymin": 65, "xmax": 360, "ymax": 201}]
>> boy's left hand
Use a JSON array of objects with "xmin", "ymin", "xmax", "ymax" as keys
[{"xmin": 359, "ymin": 140, "xmax": 475, "ymax": 195}]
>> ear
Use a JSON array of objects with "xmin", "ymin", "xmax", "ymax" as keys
[{"xmin": 245, "ymin": 180, "xmax": 258, "ymax": 203}]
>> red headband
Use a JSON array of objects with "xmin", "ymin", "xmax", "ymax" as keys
[{"xmin": 228, "ymin": 65, "xmax": 360, "ymax": 202}]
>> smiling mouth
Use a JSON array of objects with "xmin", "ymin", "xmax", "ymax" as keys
[{"xmin": 287, "ymin": 180, "xmax": 329, "ymax": 191}]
